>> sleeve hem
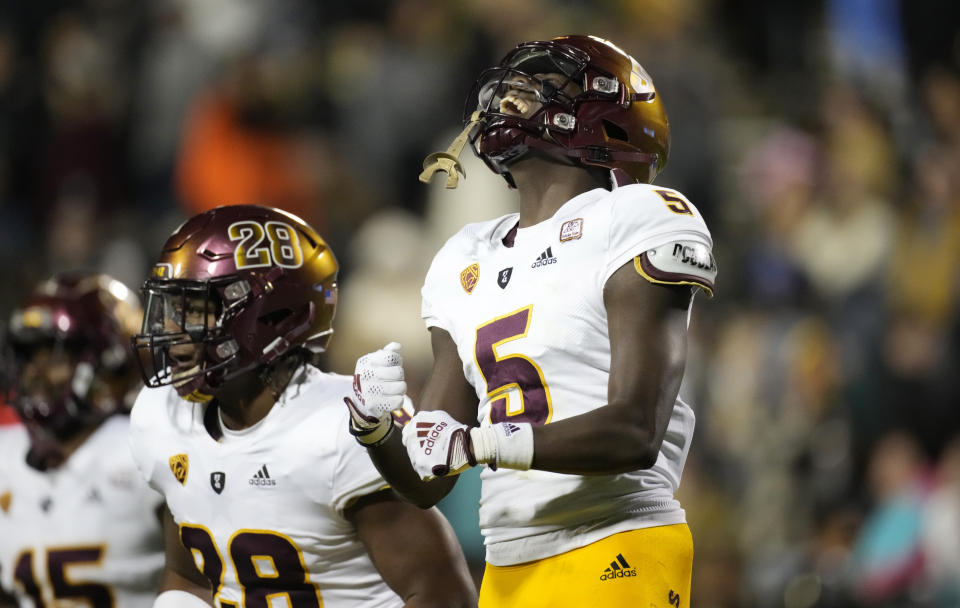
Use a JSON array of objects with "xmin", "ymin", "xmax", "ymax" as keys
[{"xmin": 602, "ymin": 230, "xmax": 712, "ymax": 287}]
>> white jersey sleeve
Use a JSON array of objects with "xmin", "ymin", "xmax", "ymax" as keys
[
  {"xmin": 330, "ymin": 407, "xmax": 392, "ymax": 513},
  {"xmin": 421, "ymin": 249, "xmax": 450, "ymax": 333},
  {"xmin": 128, "ymin": 390, "xmax": 159, "ymax": 491},
  {"xmin": 421, "ymin": 214, "xmax": 519, "ymax": 338},
  {"xmin": 603, "ymin": 184, "xmax": 714, "ymax": 286},
  {"xmin": 129, "ymin": 385, "xmax": 204, "ymax": 495}
]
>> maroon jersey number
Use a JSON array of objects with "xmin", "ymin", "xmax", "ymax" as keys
[
  {"xmin": 14, "ymin": 547, "xmax": 112, "ymax": 607},
  {"xmin": 180, "ymin": 526, "xmax": 322, "ymax": 608},
  {"xmin": 475, "ymin": 305, "xmax": 553, "ymax": 426}
]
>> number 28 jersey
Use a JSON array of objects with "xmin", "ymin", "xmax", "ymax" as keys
[
  {"xmin": 421, "ymin": 184, "xmax": 715, "ymax": 566},
  {"xmin": 128, "ymin": 366, "xmax": 404, "ymax": 608}
]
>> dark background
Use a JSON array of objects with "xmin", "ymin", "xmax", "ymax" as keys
[{"xmin": 1, "ymin": 1, "xmax": 958, "ymax": 605}]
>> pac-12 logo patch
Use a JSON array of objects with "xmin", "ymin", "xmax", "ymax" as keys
[
  {"xmin": 498, "ymin": 267, "xmax": 513, "ymax": 289},
  {"xmin": 560, "ymin": 218, "xmax": 583, "ymax": 242},
  {"xmin": 460, "ymin": 263, "xmax": 480, "ymax": 294},
  {"xmin": 169, "ymin": 454, "xmax": 189, "ymax": 485},
  {"xmin": 210, "ymin": 472, "xmax": 226, "ymax": 494}
]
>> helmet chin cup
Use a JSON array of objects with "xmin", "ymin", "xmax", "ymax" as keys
[
  {"xmin": 171, "ymin": 365, "xmax": 209, "ymax": 400},
  {"xmin": 178, "ymin": 384, "xmax": 214, "ymax": 404}
]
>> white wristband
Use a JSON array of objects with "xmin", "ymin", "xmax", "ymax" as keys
[
  {"xmin": 470, "ymin": 422, "xmax": 534, "ymax": 471},
  {"xmin": 154, "ymin": 590, "xmax": 210, "ymax": 607}
]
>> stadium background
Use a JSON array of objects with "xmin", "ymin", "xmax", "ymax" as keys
[{"xmin": 0, "ymin": 1, "xmax": 958, "ymax": 606}]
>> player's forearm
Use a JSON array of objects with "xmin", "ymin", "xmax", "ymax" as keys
[
  {"xmin": 525, "ymin": 304, "xmax": 685, "ymax": 475},
  {"xmin": 367, "ymin": 426, "xmax": 456, "ymax": 508},
  {"xmin": 529, "ymin": 404, "xmax": 667, "ymax": 475},
  {"xmin": 393, "ymin": 515, "xmax": 478, "ymax": 608}
]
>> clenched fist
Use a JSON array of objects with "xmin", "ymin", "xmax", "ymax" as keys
[{"xmin": 344, "ymin": 342, "xmax": 407, "ymax": 445}]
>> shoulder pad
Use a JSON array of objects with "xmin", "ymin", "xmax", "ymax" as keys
[{"xmin": 635, "ymin": 241, "xmax": 717, "ymax": 296}]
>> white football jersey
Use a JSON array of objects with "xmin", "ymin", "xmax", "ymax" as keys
[
  {"xmin": 128, "ymin": 365, "xmax": 404, "ymax": 608},
  {"xmin": 0, "ymin": 416, "xmax": 164, "ymax": 607},
  {"xmin": 422, "ymin": 184, "xmax": 713, "ymax": 566}
]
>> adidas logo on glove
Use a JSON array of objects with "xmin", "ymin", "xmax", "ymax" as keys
[{"xmin": 416, "ymin": 421, "xmax": 448, "ymax": 455}]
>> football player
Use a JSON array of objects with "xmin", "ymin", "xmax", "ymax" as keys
[
  {"xmin": 0, "ymin": 273, "xmax": 165, "ymax": 606},
  {"xmin": 346, "ymin": 35, "xmax": 717, "ymax": 606},
  {"xmin": 129, "ymin": 205, "xmax": 476, "ymax": 608}
]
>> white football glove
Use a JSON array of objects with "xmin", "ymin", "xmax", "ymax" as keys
[
  {"xmin": 401, "ymin": 410, "xmax": 476, "ymax": 481},
  {"xmin": 401, "ymin": 410, "xmax": 535, "ymax": 481},
  {"xmin": 344, "ymin": 342, "xmax": 407, "ymax": 446}
]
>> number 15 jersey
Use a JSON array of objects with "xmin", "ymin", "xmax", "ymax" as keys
[{"xmin": 421, "ymin": 184, "xmax": 715, "ymax": 567}]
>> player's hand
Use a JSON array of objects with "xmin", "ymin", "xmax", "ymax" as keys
[
  {"xmin": 344, "ymin": 342, "xmax": 406, "ymax": 445},
  {"xmin": 401, "ymin": 410, "xmax": 476, "ymax": 481}
]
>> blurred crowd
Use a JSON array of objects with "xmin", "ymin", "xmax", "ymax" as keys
[{"xmin": 0, "ymin": 0, "xmax": 958, "ymax": 606}]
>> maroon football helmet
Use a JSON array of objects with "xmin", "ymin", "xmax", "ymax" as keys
[
  {"xmin": 6, "ymin": 273, "xmax": 143, "ymax": 469},
  {"xmin": 133, "ymin": 205, "xmax": 338, "ymax": 402},
  {"xmin": 468, "ymin": 35, "xmax": 670, "ymax": 186}
]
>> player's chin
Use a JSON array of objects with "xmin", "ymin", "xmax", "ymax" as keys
[{"xmin": 170, "ymin": 365, "xmax": 212, "ymax": 400}]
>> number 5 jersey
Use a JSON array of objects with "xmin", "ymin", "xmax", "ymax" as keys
[{"xmin": 421, "ymin": 183, "xmax": 716, "ymax": 567}]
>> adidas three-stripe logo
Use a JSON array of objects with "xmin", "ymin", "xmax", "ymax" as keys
[
  {"xmin": 415, "ymin": 421, "xmax": 448, "ymax": 455},
  {"xmin": 249, "ymin": 464, "xmax": 277, "ymax": 487},
  {"xmin": 599, "ymin": 553, "xmax": 637, "ymax": 581},
  {"xmin": 606, "ymin": 554, "xmax": 630, "ymax": 572},
  {"xmin": 531, "ymin": 247, "xmax": 557, "ymax": 268}
]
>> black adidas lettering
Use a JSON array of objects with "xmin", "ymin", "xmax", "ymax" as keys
[
  {"xmin": 598, "ymin": 553, "xmax": 637, "ymax": 581},
  {"xmin": 249, "ymin": 465, "xmax": 277, "ymax": 487},
  {"xmin": 531, "ymin": 247, "xmax": 557, "ymax": 268}
]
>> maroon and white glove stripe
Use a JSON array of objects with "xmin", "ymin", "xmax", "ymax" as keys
[{"xmin": 415, "ymin": 421, "xmax": 477, "ymax": 476}]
